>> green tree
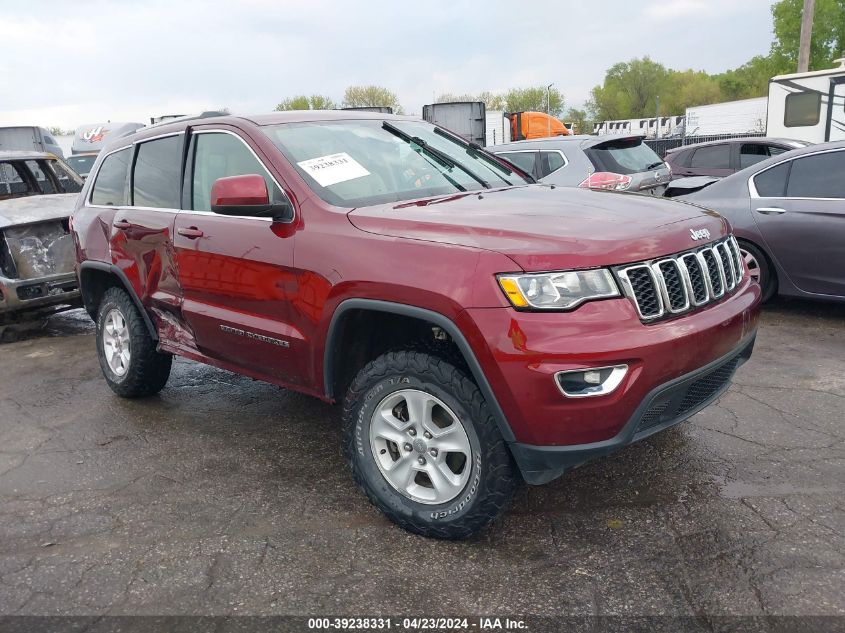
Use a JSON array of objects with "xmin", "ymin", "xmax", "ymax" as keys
[
  {"xmin": 434, "ymin": 91, "xmax": 506, "ymax": 110},
  {"xmin": 343, "ymin": 85, "xmax": 403, "ymax": 113},
  {"xmin": 563, "ymin": 108, "xmax": 590, "ymax": 134},
  {"xmin": 771, "ymin": 0, "xmax": 845, "ymax": 71},
  {"xmin": 275, "ymin": 95, "xmax": 337, "ymax": 111},
  {"xmin": 48, "ymin": 126, "xmax": 69, "ymax": 136},
  {"xmin": 503, "ymin": 86, "xmax": 565, "ymax": 116},
  {"xmin": 588, "ymin": 57, "xmax": 672, "ymax": 121}
]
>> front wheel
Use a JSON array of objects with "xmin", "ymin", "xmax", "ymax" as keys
[
  {"xmin": 342, "ymin": 350, "xmax": 517, "ymax": 539},
  {"xmin": 738, "ymin": 240, "xmax": 776, "ymax": 302}
]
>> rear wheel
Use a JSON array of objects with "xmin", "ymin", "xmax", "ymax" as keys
[
  {"xmin": 342, "ymin": 350, "xmax": 517, "ymax": 539},
  {"xmin": 738, "ymin": 240, "xmax": 776, "ymax": 302},
  {"xmin": 95, "ymin": 287, "xmax": 172, "ymax": 397}
]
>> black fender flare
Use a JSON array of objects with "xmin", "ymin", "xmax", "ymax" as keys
[
  {"xmin": 78, "ymin": 261, "xmax": 158, "ymax": 342},
  {"xmin": 323, "ymin": 298, "xmax": 516, "ymax": 443}
]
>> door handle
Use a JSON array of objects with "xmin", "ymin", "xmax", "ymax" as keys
[
  {"xmin": 113, "ymin": 220, "xmax": 131, "ymax": 230},
  {"xmin": 755, "ymin": 207, "xmax": 787, "ymax": 215},
  {"xmin": 177, "ymin": 226, "xmax": 204, "ymax": 239}
]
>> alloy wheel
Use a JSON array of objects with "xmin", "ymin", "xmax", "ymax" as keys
[
  {"xmin": 369, "ymin": 389, "xmax": 472, "ymax": 505},
  {"xmin": 102, "ymin": 308, "xmax": 131, "ymax": 377}
]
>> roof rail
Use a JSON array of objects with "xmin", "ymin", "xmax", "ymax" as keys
[{"xmin": 145, "ymin": 111, "xmax": 231, "ymax": 130}]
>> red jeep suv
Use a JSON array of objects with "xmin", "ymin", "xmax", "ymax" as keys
[{"xmin": 71, "ymin": 111, "xmax": 761, "ymax": 539}]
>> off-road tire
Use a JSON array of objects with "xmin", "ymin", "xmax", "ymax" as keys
[
  {"xmin": 739, "ymin": 240, "xmax": 777, "ymax": 302},
  {"xmin": 95, "ymin": 287, "xmax": 171, "ymax": 398},
  {"xmin": 342, "ymin": 350, "xmax": 517, "ymax": 539}
]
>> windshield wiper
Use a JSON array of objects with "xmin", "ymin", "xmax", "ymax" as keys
[
  {"xmin": 433, "ymin": 128, "xmax": 526, "ymax": 186},
  {"xmin": 382, "ymin": 122, "xmax": 490, "ymax": 190},
  {"xmin": 646, "ymin": 161, "xmax": 666, "ymax": 170}
]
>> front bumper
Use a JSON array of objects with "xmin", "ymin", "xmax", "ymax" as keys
[
  {"xmin": 511, "ymin": 333, "xmax": 755, "ymax": 483},
  {"xmin": 0, "ymin": 271, "xmax": 81, "ymax": 319},
  {"xmin": 459, "ymin": 276, "xmax": 761, "ymax": 483}
]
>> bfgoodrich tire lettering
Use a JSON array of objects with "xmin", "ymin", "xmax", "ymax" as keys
[
  {"xmin": 95, "ymin": 287, "xmax": 172, "ymax": 398},
  {"xmin": 342, "ymin": 350, "xmax": 516, "ymax": 539}
]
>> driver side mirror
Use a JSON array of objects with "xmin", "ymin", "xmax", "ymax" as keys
[{"xmin": 210, "ymin": 174, "xmax": 292, "ymax": 221}]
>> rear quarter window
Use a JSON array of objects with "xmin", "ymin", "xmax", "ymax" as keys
[
  {"xmin": 0, "ymin": 161, "xmax": 36, "ymax": 199},
  {"xmin": 753, "ymin": 161, "xmax": 790, "ymax": 198},
  {"xmin": 91, "ymin": 148, "xmax": 131, "ymax": 206}
]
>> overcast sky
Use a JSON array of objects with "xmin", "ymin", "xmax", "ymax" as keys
[{"xmin": 1, "ymin": 0, "xmax": 777, "ymax": 130}]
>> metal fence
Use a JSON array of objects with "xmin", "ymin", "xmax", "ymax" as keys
[{"xmin": 645, "ymin": 132, "xmax": 762, "ymax": 158}]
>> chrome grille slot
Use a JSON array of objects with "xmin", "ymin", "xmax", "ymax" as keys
[
  {"xmin": 717, "ymin": 242, "xmax": 736, "ymax": 290},
  {"xmin": 701, "ymin": 249, "xmax": 724, "ymax": 297},
  {"xmin": 616, "ymin": 237, "xmax": 741, "ymax": 322},
  {"xmin": 653, "ymin": 259, "xmax": 688, "ymax": 313},
  {"xmin": 619, "ymin": 265, "xmax": 663, "ymax": 319},
  {"xmin": 679, "ymin": 254, "xmax": 708, "ymax": 305},
  {"xmin": 728, "ymin": 237, "xmax": 744, "ymax": 278}
]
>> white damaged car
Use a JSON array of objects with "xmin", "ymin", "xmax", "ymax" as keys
[{"xmin": 1, "ymin": 151, "xmax": 84, "ymax": 328}]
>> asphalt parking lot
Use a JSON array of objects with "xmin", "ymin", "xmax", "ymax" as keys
[{"xmin": 0, "ymin": 301, "xmax": 843, "ymax": 626}]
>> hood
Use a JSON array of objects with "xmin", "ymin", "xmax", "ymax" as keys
[
  {"xmin": 348, "ymin": 185, "xmax": 728, "ymax": 271},
  {"xmin": 0, "ymin": 193, "xmax": 78, "ymax": 229}
]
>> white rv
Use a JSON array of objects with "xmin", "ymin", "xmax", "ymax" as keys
[{"xmin": 766, "ymin": 59, "xmax": 845, "ymax": 143}]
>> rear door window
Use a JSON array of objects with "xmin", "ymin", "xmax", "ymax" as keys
[
  {"xmin": 537, "ymin": 151, "xmax": 566, "ymax": 177},
  {"xmin": 740, "ymin": 144, "xmax": 790, "ymax": 169},
  {"xmin": 584, "ymin": 139, "xmax": 663, "ymax": 175},
  {"xmin": 689, "ymin": 144, "xmax": 731, "ymax": 169},
  {"xmin": 753, "ymin": 161, "xmax": 790, "ymax": 198},
  {"xmin": 25, "ymin": 160, "xmax": 57, "ymax": 194},
  {"xmin": 496, "ymin": 152, "xmax": 537, "ymax": 177},
  {"xmin": 90, "ymin": 148, "xmax": 131, "ymax": 206},
  {"xmin": 49, "ymin": 161, "xmax": 83, "ymax": 193},
  {"xmin": 132, "ymin": 135, "xmax": 182, "ymax": 208},
  {"xmin": 786, "ymin": 151, "xmax": 845, "ymax": 198}
]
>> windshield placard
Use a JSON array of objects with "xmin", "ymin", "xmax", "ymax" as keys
[{"xmin": 297, "ymin": 152, "xmax": 370, "ymax": 187}]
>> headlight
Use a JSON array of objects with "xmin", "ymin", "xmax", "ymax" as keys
[{"xmin": 497, "ymin": 269, "xmax": 620, "ymax": 310}]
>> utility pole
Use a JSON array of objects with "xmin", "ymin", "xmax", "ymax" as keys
[
  {"xmin": 655, "ymin": 95, "xmax": 661, "ymax": 140},
  {"xmin": 798, "ymin": 0, "xmax": 816, "ymax": 72},
  {"xmin": 547, "ymin": 83, "xmax": 554, "ymax": 137}
]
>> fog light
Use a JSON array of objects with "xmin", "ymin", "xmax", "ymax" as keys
[
  {"xmin": 583, "ymin": 370, "xmax": 602, "ymax": 385},
  {"xmin": 555, "ymin": 365, "xmax": 628, "ymax": 398}
]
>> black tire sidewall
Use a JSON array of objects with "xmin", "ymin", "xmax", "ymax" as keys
[
  {"xmin": 350, "ymin": 370, "xmax": 487, "ymax": 528},
  {"xmin": 740, "ymin": 240, "xmax": 775, "ymax": 301}
]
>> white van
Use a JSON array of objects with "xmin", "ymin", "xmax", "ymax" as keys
[{"xmin": 0, "ymin": 126, "xmax": 65, "ymax": 158}]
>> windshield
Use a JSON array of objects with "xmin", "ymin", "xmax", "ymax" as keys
[
  {"xmin": 265, "ymin": 119, "xmax": 530, "ymax": 207},
  {"xmin": 66, "ymin": 154, "xmax": 97, "ymax": 176},
  {"xmin": 585, "ymin": 139, "xmax": 665, "ymax": 175}
]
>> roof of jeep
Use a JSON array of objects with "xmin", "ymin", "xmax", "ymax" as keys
[{"xmin": 100, "ymin": 110, "xmax": 414, "ymax": 153}]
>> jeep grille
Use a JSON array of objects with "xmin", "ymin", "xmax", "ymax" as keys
[{"xmin": 615, "ymin": 236, "xmax": 744, "ymax": 322}]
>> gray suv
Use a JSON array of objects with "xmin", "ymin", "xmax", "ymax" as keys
[{"xmin": 492, "ymin": 134, "xmax": 671, "ymax": 195}]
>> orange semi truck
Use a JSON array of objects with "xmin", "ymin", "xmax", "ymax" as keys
[{"xmin": 505, "ymin": 110, "xmax": 570, "ymax": 141}]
